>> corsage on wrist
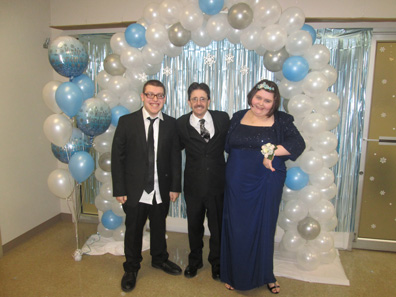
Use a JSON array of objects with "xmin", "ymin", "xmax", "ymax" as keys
[{"xmin": 261, "ymin": 143, "xmax": 277, "ymax": 161}]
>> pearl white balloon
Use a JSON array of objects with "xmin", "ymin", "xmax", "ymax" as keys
[
  {"xmin": 97, "ymin": 70, "xmax": 112, "ymax": 90},
  {"xmin": 297, "ymin": 244, "xmax": 320, "ymax": 271},
  {"xmin": 284, "ymin": 200, "xmax": 309, "ymax": 222},
  {"xmin": 278, "ymin": 7, "xmax": 305, "ymax": 34},
  {"xmin": 285, "ymin": 30, "xmax": 312, "ymax": 56},
  {"xmin": 96, "ymin": 89, "xmax": 119, "ymax": 109},
  {"xmin": 313, "ymin": 91, "xmax": 340, "ymax": 115},
  {"xmin": 206, "ymin": 14, "xmax": 230, "ymax": 41},
  {"xmin": 319, "ymin": 183, "xmax": 338, "ymax": 200},
  {"xmin": 282, "ymin": 230, "xmax": 305, "ymax": 252},
  {"xmin": 180, "ymin": 3, "xmax": 204, "ymax": 31},
  {"xmin": 97, "ymin": 223, "xmax": 113, "ymax": 238},
  {"xmin": 301, "ymin": 113, "xmax": 327, "ymax": 137},
  {"xmin": 158, "ymin": 0, "xmax": 181, "ymax": 25},
  {"xmin": 227, "ymin": 28, "xmax": 242, "ymax": 44},
  {"xmin": 110, "ymin": 32, "xmax": 128, "ymax": 55},
  {"xmin": 95, "ymin": 167, "xmax": 112, "ymax": 183},
  {"xmin": 42, "ymin": 81, "xmax": 62, "ymax": 113},
  {"xmin": 260, "ymin": 24, "xmax": 287, "ymax": 52},
  {"xmin": 309, "ymin": 199, "xmax": 335, "ymax": 221},
  {"xmin": 111, "ymin": 200, "xmax": 126, "ymax": 217},
  {"xmin": 47, "ymin": 169, "xmax": 75, "ymax": 199},
  {"xmin": 324, "ymin": 112, "xmax": 341, "ymax": 130},
  {"xmin": 299, "ymin": 150, "xmax": 324, "ymax": 174},
  {"xmin": 43, "ymin": 114, "xmax": 73, "ymax": 147},
  {"xmin": 143, "ymin": 3, "xmax": 161, "ymax": 25},
  {"xmin": 311, "ymin": 131, "xmax": 338, "ymax": 154},
  {"xmin": 94, "ymin": 194, "xmax": 112, "ymax": 212},
  {"xmin": 113, "ymin": 224, "xmax": 126, "ymax": 241},
  {"xmin": 100, "ymin": 182, "xmax": 113, "ymax": 200},
  {"xmin": 319, "ymin": 215, "xmax": 338, "ymax": 231},
  {"xmin": 319, "ymin": 248, "xmax": 337, "ymax": 264},
  {"xmin": 146, "ymin": 23, "xmax": 169, "ymax": 48},
  {"xmin": 297, "ymin": 185, "xmax": 323, "ymax": 207},
  {"xmin": 252, "ymin": 0, "xmax": 282, "ymax": 27},
  {"xmin": 321, "ymin": 150, "xmax": 339, "ymax": 168},
  {"xmin": 255, "ymin": 45, "xmax": 267, "ymax": 56},
  {"xmin": 302, "ymin": 71, "xmax": 329, "ymax": 98},
  {"xmin": 120, "ymin": 90, "xmax": 142, "ymax": 113},
  {"xmin": 321, "ymin": 64, "xmax": 338, "ymax": 87},
  {"xmin": 137, "ymin": 17, "xmax": 149, "ymax": 29},
  {"xmin": 278, "ymin": 78, "xmax": 303, "ymax": 99},
  {"xmin": 311, "ymin": 231, "xmax": 334, "ymax": 252},
  {"xmin": 104, "ymin": 54, "xmax": 126, "ymax": 76},
  {"xmin": 309, "ymin": 167, "xmax": 334, "ymax": 189},
  {"xmin": 108, "ymin": 76, "xmax": 130, "ymax": 96},
  {"xmin": 240, "ymin": 25, "xmax": 262, "ymax": 50},
  {"xmin": 282, "ymin": 185, "xmax": 299, "ymax": 201},
  {"xmin": 120, "ymin": 47, "xmax": 144, "ymax": 70},
  {"xmin": 125, "ymin": 70, "xmax": 145, "ymax": 91},
  {"xmin": 278, "ymin": 211, "xmax": 298, "ymax": 231},
  {"xmin": 191, "ymin": 19, "xmax": 212, "ymax": 47},
  {"xmin": 288, "ymin": 94, "xmax": 314, "ymax": 119},
  {"xmin": 93, "ymin": 132, "xmax": 113, "ymax": 153},
  {"xmin": 304, "ymin": 44, "xmax": 331, "ymax": 70}
]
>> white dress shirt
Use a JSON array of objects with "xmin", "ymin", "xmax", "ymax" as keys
[
  {"xmin": 139, "ymin": 107, "xmax": 163, "ymax": 205},
  {"xmin": 189, "ymin": 111, "xmax": 215, "ymax": 139}
]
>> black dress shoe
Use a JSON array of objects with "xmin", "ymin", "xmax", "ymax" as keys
[
  {"xmin": 212, "ymin": 264, "xmax": 220, "ymax": 280},
  {"xmin": 184, "ymin": 263, "xmax": 203, "ymax": 278},
  {"xmin": 121, "ymin": 271, "xmax": 137, "ymax": 292},
  {"xmin": 152, "ymin": 260, "xmax": 182, "ymax": 275}
]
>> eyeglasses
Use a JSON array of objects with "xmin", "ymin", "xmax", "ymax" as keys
[
  {"xmin": 190, "ymin": 97, "xmax": 208, "ymax": 102},
  {"xmin": 144, "ymin": 93, "xmax": 165, "ymax": 100}
]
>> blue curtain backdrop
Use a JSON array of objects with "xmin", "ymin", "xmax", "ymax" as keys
[{"xmin": 78, "ymin": 28, "xmax": 372, "ymax": 233}]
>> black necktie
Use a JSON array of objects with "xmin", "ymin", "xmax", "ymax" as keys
[
  {"xmin": 199, "ymin": 119, "xmax": 210, "ymax": 142},
  {"xmin": 145, "ymin": 117, "xmax": 157, "ymax": 193}
]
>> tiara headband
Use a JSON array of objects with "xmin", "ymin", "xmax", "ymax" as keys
[{"xmin": 256, "ymin": 81, "xmax": 274, "ymax": 91}]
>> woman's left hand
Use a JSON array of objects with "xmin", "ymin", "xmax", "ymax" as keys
[{"xmin": 263, "ymin": 157, "xmax": 275, "ymax": 172}]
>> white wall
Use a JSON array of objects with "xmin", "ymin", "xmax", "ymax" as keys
[{"xmin": 0, "ymin": 0, "xmax": 60, "ymax": 245}]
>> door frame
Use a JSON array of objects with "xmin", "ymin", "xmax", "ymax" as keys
[{"xmin": 353, "ymin": 30, "xmax": 396, "ymax": 252}]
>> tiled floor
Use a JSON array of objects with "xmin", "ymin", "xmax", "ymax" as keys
[{"xmin": 0, "ymin": 220, "xmax": 395, "ymax": 297}]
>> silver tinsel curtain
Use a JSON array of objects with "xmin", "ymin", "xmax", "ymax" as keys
[{"xmin": 77, "ymin": 28, "xmax": 372, "ymax": 233}]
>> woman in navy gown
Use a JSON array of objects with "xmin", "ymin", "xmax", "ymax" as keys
[{"xmin": 220, "ymin": 80, "xmax": 305, "ymax": 294}]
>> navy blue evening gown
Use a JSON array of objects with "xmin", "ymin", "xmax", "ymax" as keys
[{"xmin": 220, "ymin": 109, "xmax": 305, "ymax": 290}]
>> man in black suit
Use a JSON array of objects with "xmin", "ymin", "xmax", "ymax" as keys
[
  {"xmin": 176, "ymin": 82, "xmax": 230, "ymax": 280},
  {"xmin": 111, "ymin": 80, "xmax": 182, "ymax": 292}
]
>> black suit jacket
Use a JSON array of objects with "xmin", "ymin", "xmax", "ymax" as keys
[
  {"xmin": 177, "ymin": 110, "xmax": 230, "ymax": 197},
  {"xmin": 111, "ymin": 108, "xmax": 181, "ymax": 208}
]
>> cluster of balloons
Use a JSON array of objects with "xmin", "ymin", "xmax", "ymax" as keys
[{"xmin": 44, "ymin": 36, "xmax": 128, "ymax": 236}]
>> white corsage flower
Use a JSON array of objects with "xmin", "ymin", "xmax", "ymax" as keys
[{"xmin": 261, "ymin": 143, "xmax": 277, "ymax": 161}]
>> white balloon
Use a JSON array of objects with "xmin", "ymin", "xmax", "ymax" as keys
[
  {"xmin": 180, "ymin": 3, "xmax": 204, "ymax": 31},
  {"xmin": 255, "ymin": 45, "xmax": 267, "ymax": 56},
  {"xmin": 96, "ymin": 89, "xmax": 119, "ymax": 109},
  {"xmin": 97, "ymin": 222, "xmax": 113, "ymax": 238},
  {"xmin": 42, "ymin": 81, "xmax": 62, "ymax": 113},
  {"xmin": 191, "ymin": 19, "xmax": 212, "ymax": 47},
  {"xmin": 284, "ymin": 200, "xmax": 309, "ymax": 222},
  {"xmin": 321, "ymin": 64, "xmax": 338, "ymax": 87},
  {"xmin": 260, "ymin": 24, "xmax": 287, "ymax": 52},
  {"xmin": 136, "ymin": 17, "xmax": 149, "ymax": 29},
  {"xmin": 252, "ymin": 0, "xmax": 282, "ymax": 27},
  {"xmin": 319, "ymin": 215, "xmax": 338, "ymax": 231},
  {"xmin": 309, "ymin": 199, "xmax": 335, "ymax": 222},
  {"xmin": 113, "ymin": 224, "xmax": 126, "ymax": 241},
  {"xmin": 304, "ymin": 44, "xmax": 331, "ymax": 70},
  {"xmin": 43, "ymin": 114, "xmax": 73, "ymax": 147},
  {"xmin": 120, "ymin": 47, "xmax": 144, "ymax": 70},
  {"xmin": 297, "ymin": 185, "xmax": 323, "ymax": 207},
  {"xmin": 125, "ymin": 69, "xmax": 145, "ymax": 91},
  {"xmin": 94, "ymin": 194, "xmax": 113, "ymax": 212},
  {"xmin": 297, "ymin": 244, "xmax": 320, "ymax": 271},
  {"xmin": 100, "ymin": 182, "xmax": 113, "ymax": 200},
  {"xmin": 278, "ymin": 211, "xmax": 298, "ymax": 231},
  {"xmin": 301, "ymin": 113, "xmax": 327, "ymax": 137},
  {"xmin": 158, "ymin": 0, "xmax": 181, "ymax": 25},
  {"xmin": 110, "ymin": 32, "xmax": 128, "ymax": 55},
  {"xmin": 311, "ymin": 131, "xmax": 338, "ymax": 154},
  {"xmin": 321, "ymin": 150, "xmax": 339, "ymax": 168},
  {"xmin": 108, "ymin": 76, "xmax": 130, "ymax": 96},
  {"xmin": 146, "ymin": 23, "xmax": 169, "ymax": 48},
  {"xmin": 111, "ymin": 200, "xmax": 126, "ymax": 217},
  {"xmin": 120, "ymin": 90, "xmax": 142, "ymax": 113},
  {"xmin": 227, "ymin": 28, "xmax": 242, "ymax": 44},
  {"xmin": 163, "ymin": 41, "xmax": 183, "ymax": 58},
  {"xmin": 93, "ymin": 133, "xmax": 113, "ymax": 153},
  {"xmin": 278, "ymin": 7, "xmax": 305, "ymax": 34},
  {"xmin": 285, "ymin": 30, "xmax": 312, "ymax": 56},
  {"xmin": 313, "ymin": 91, "xmax": 340, "ymax": 115},
  {"xmin": 311, "ymin": 232, "xmax": 334, "ymax": 252},
  {"xmin": 324, "ymin": 112, "xmax": 341, "ymax": 130},
  {"xmin": 309, "ymin": 167, "xmax": 334, "ymax": 189},
  {"xmin": 299, "ymin": 150, "xmax": 324, "ymax": 174},
  {"xmin": 288, "ymin": 94, "xmax": 314, "ymax": 118},
  {"xmin": 143, "ymin": 3, "xmax": 161, "ymax": 25},
  {"xmin": 142, "ymin": 45, "xmax": 165, "ymax": 65},
  {"xmin": 319, "ymin": 183, "xmax": 338, "ymax": 200},
  {"xmin": 319, "ymin": 248, "xmax": 337, "ymax": 264},
  {"xmin": 206, "ymin": 14, "xmax": 230, "ymax": 41},
  {"xmin": 302, "ymin": 71, "xmax": 329, "ymax": 98},
  {"xmin": 47, "ymin": 169, "xmax": 75, "ymax": 199},
  {"xmin": 278, "ymin": 78, "xmax": 303, "ymax": 99},
  {"xmin": 240, "ymin": 25, "xmax": 262, "ymax": 50},
  {"xmin": 97, "ymin": 70, "xmax": 112, "ymax": 90},
  {"xmin": 282, "ymin": 185, "xmax": 299, "ymax": 201},
  {"xmin": 95, "ymin": 167, "xmax": 112, "ymax": 184},
  {"xmin": 281, "ymin": 230, "xmax": 305, "ymax": 252}
]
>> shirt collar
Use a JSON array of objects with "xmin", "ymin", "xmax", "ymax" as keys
[
  {"xmin": 142, "ymin": 107, "xmax": 164, "ymax": 121},
  {"xmin": 190, "ymin": 111, "xmax": 212, "ymax": 126}
]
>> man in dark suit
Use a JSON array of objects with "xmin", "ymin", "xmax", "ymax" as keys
[
  {"xmin": 111, "ymin": 80, "xmax": 182, "ymax": 292},
  {"xmin": 176, "ymin": 82, "xmax": 230, "ymax": 280}
]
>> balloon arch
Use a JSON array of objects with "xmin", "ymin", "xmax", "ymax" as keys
[{"xmin": 43, "ymin": 0, "xmax": 340, "ymax": 268}]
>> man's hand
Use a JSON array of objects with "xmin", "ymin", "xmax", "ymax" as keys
[
  {"xmin": 170, "ymin": 192, "xmax": 180, "ymax": 202},
  {"xmin": 116, "ymin": 196, "xmax": 127, "ymax": 204}
]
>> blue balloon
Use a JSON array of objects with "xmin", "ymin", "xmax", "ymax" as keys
[
  {"xmin": 76, "ymin": 98, "xmax": 112, "ymax": 137},
  {"xmin": 111, "ymin": 105, "xmax": 130, "ymax": 127},
  {"xmin": 301, "ymin": 24, "xmax": 316, "ymax": 44},
  {"xmin": 55, "ymin": 82, "xmax": 84, "ymax": 117},
  {"xmin": 125, "ymin": 23, "xmax": 147, "ymax": 48},
  {"xmin": 51, "ymin": 128, "xmax": 92, "ymax": 163},
  {"xmin": 199, "ymin": 0, "xmax": 224, "ymax": 15},
  {"xmin": 285, "ymin": 167, "xmax": 309, "ymax": 190},
  {"xmin": 71, "ymin": 74, "xmax": 95, "ymax": 101},
  {"xmin": 282, "ymin": 56, "xmax": 310, "ymax": 82},
  {"xmin": 48, "ymin": 36, "xmax": 88, "ymax": 78},
  {"xmin": 101, "ymin": 210, "xmax": 123, "ymax": 230},
  {"xmin": 68, "ymin": 151, "xmax": 95, "ymax": 183}
]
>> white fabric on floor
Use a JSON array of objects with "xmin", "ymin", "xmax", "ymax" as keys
[{"xmin": 81, "ymin": 233, "xmax": 349, "ymax": 286}]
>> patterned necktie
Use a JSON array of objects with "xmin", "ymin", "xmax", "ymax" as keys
[
  {"xmin": 145, "ymin": 117, "xmax": 157, "ymax": 193},
  {"xmin": 199, "ymin": 119, "xmax": 210, "ymax": 143}
]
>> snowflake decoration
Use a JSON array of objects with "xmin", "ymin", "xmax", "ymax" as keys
[
  {"xmin": 381, "ymin": 112, "xmax": 387, "ymax": 118},
  {"xmin": 204, "ymin": 54, "xmax": 216, "ymax": 67},
  {"xmin": 162, "ymin": 66, "xmax": 172, "ymax": 76},
  {"xmin": 225, "ymin": 53, "xmax": 234, "ymax": 64},
  {"xmin": 381, "ymin": 79, "xmax": 387, "ymax": 85},
  {"xmin": 380, "ymin": 157, "xmax": 387, "ymax": 164},
  {"xmin": 138, "ymin": 72, "xmax": 148, "ymax": 83},
  {"xmin": 380, "ymin": 190, "xmax": 386, "ymax": 196},
  {"xmin": 379, "ymin": 47, "xmax": 386, "ymax": 52},
  {"xmin": 369, "ymin": 176, "xmax": 375, "ymax": 181},
  {"xmin": 371, "ymin": 224, "xmax": 376, "ymax": 229},
  {"xmin": 240, "ymin": 65, "xmax": 249, "ymax": 75}
]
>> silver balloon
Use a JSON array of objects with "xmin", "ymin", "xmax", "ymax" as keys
[
  {"xmin": 98, "ymin": 152, "xmax": 111, "ymax": 172},
  {"xmin": 103, "ymin": 54, "xmax": 126, "ymax": 76},
  {"xmin": 168, "ymin": 22, "xmax": 191, "ymax": 47},
  {"xmin": 297, "ymin": 216, "xmax": 321, "ymax": 240},
  {"xmin": 264, "ymin": 47, "xmax": 289, "ymax": 72},
  {"xmin": 227, "ymin": 2, "xmax": 253, "ymax": 30}
]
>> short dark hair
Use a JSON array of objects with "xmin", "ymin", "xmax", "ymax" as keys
[
  {"xmin": 247, "ymin": 79, "xmax": 280, "ymax": 117},
  {"xmin": 143, "ymin": 80, "xmax": 166, "ymax": 96},
  {"xmin": 187, "ymin": 82, "xmax": 211, "ymax": 100}
]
